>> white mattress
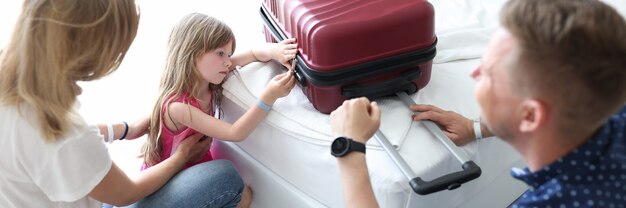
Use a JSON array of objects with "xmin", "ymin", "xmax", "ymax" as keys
[
  {"xmin": 213, "ymin": 58, "xmax": 526, "ymax": 208},
  {"xmin": 209, "ymin": 0, "xmax": 533, "ymax": 207}
]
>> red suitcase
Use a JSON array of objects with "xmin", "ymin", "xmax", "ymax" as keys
[{"xmin": 261, "ymin": 0, "xmax": 436, "ymax": 113}]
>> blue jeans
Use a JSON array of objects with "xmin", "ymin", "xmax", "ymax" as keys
[{"xmin": 105, "ymin": 159, "xmax": 243, "ymax": 208}]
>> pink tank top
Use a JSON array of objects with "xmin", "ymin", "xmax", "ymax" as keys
[{"xmin": 141, "ymin": 93, "xmax": 213, "ymax": 170}]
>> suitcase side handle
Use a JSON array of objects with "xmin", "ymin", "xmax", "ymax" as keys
[
  {"xmin": 409, "ymin": 161, "xmax": 482, "ymax": 195},
  {"xmin": 341, "ymin": 67, "xmax": 421, "ymax": 99}
]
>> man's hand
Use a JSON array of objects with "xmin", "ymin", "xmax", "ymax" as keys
[
  {"xmin": 330, "ymin": 97, "xmax": 381, "ymax": 143},
  {"xmin": 411, "ymin": 104, "xmax": 476, "ymax": 146}
]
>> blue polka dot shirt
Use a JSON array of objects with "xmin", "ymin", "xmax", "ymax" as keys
[{"xmin": 511, "ymin": 106, "xmax": 626, "ymax": 208}]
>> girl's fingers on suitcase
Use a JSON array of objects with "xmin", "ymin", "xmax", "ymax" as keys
[
  {"xmin": 283, "ymin": 43, "xmax": 297, "ymax": 49},
  {"xmin": 279, "ymin": 39, "xmax": 297, "ymax": 54},
  {"xmin": 268, "ymin": 74, "xmax": 293, "ymax": 98},
  {"xmin": 279, "ymin": 74, "xmax": 295, "ymax": 95},
  {"xmin": 284, "ymin": 49, "xmax": 298, "ymax": 55},
  {"xmin": 277, "ymin": 53, "xmax": 294, "ymax": 69},
  {"xmin": 281, "ymin": 55, "xmax": 296, "ymax": 69},
  {"xmin": 276, "ymin": 69, "xmax": 288, "ymax": 80},
  {"xmin": 272, "ymin": 72, "xmax": 286, "ymax": 81},
  {"xmin": 286, "ymin": 73, "xmax": 296, "ymax": 88},
  {"xmin": 283, "ymin": 63, "xmax": 293, "ymax": 71},
  {"xmin": 281, "ymin": 38, "xmax": 297, "ymax": 45},
  {"xmin": 276, "ymin": 69, "xmax": 293, "ymax": 84}
]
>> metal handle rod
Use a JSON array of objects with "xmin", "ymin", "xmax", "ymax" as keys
[
  {"xmin": 374, "ymin": 130, "xmax": 417, "ymax": 179},
  {"xmin": 395, "ymin": 92, "xmax": 470, "ymax": 163}
]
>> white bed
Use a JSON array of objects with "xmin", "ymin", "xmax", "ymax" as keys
[
  {"xmin": 210, "ymin": 0, "xmax": 531, "ymax": 207},
  {"xmin": 212, "ymin": 59, "xmax": 525, "ymax": 207}
]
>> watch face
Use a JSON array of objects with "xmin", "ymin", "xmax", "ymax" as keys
[{"xmin": 331, "ymin": 137, "xmax": 349, "ymax": 156}]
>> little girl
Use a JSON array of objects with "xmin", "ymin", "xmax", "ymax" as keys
[{"xmin": 141, "ymin": 13, "xmax": 297, "ymax": 207}]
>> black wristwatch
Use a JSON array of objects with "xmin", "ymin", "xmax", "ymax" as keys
[{"xmin": 331, "ymin": 137, "xmax": 366, "ymax": 157}]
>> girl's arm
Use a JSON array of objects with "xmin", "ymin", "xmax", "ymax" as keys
[
  {"xmin": 168, "ymin": 69, "xmax": 296, "ymax": 142},
  {"xmin": 229, "ymin": 38, "xmax": 297, "ymax": 71},
  {"xmin": 88, "ymin": 133, "xmax": 211, "ymax": 206}
]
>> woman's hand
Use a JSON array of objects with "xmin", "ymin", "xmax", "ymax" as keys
[{"xmin": 171, "ymin": 133, "xmax": 213, "ymax": 164}]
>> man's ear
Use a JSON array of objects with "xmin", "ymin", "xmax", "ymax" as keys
[{"xmin": 519, "ymin": 99, "xmax": 548, "ymax": 133}]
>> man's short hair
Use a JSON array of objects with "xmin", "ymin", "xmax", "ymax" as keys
[{"xmin": 500, "ymin": 0, "xmax": 626, "ymax": 133}]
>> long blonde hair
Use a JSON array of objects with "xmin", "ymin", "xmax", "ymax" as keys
[
  {"xmin": 143, "ymin": 13, "xmax": 235, "ymax": 166},
  {"xmin": 0, "ymin": 0, "xmax": 140, "ymax": 141}
]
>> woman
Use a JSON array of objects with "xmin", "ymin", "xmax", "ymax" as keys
[{"xmin": 0, "ymin": 0, "xmax": 244, "ymax": 207}]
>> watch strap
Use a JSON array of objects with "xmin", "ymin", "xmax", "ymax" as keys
[{"xmin": 350, "ymin": 139, "xmax": 366, "ymax": 154}]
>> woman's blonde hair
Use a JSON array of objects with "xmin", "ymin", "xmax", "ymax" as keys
[
  {"xmin": 0, "ymin": 0, "xmax": 140, "ymax": 141},
  {"xmin": 143, "ymin": 13, "xmax": 235, "ymax": 166}
]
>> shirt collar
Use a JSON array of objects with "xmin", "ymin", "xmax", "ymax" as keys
[{"xmin": 511, "ymin": 122, "xmax": 614, "ymax": 189}]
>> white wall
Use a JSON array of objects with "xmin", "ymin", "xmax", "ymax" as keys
[
  {"xmin": 0, "ymin": 0, "xmax": 266, "ymax": 175},
  {"xmin": 1, "ymin": 0, "xmax": 264, "ymax": 123}
]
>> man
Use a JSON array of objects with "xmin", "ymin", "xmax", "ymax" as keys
[{"xmin": 329, "ymin": 0, "xmax": 626, "ymax": 207}]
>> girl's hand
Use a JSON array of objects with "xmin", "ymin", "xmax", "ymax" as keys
[
  {"xmin": 171, "ymin": 133, "xmax": 212, "ymax": 164},
  {"xmin": 410, "ymin": 104, "xmax": 475, "ymax": 146},
  {"xmin": 272, "ymin": 38, "xmax": 298, "ymax": 70},
  {"xmin": 124, "ymin": 116, "xmax": 150, "ymax": 140},
  {"xmin": 260, "ymin": 68, "xmax": 296, "ymax": 104},
  {"xmin": 246, "ymin": 38, "xmax": 297, "ymax": 71},
  {"xmin": 254, "ymin": 38, "xmax": 298, "ymax": 69}
]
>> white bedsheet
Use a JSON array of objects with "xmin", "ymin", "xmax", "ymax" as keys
[
  {"xmin": 211, "ymin": 0, "xmax": 532, "ymax": 207},
  {"xmin": 218, "ymin": 57, "xmax": 526, "ymax": 207}
]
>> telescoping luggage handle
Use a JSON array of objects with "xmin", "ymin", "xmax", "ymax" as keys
[{"xmin": 374, "ymin": 92, "xmax": 482, "ymax": 195}]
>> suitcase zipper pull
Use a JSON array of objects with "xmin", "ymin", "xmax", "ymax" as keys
[
  {"xmin": 290, "ymin": 56, "xmax": 297, "ymax": 72},
  {"xmin": 290, "ymin": 56, "xmax": 307, "ymax": 87}
]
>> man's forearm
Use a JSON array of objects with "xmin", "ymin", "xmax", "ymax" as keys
[{"xmin": 337, "ymin": 153, "xmax": 378, "ymax": 208}]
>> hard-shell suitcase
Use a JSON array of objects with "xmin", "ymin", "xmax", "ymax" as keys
[
  {"xmin": 260, "ymin": 0, "xmax": 437, "ymax": 113},
  {"xmin": 260, "ymin": 0, "xmax": 482, "ymax": 196}
]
